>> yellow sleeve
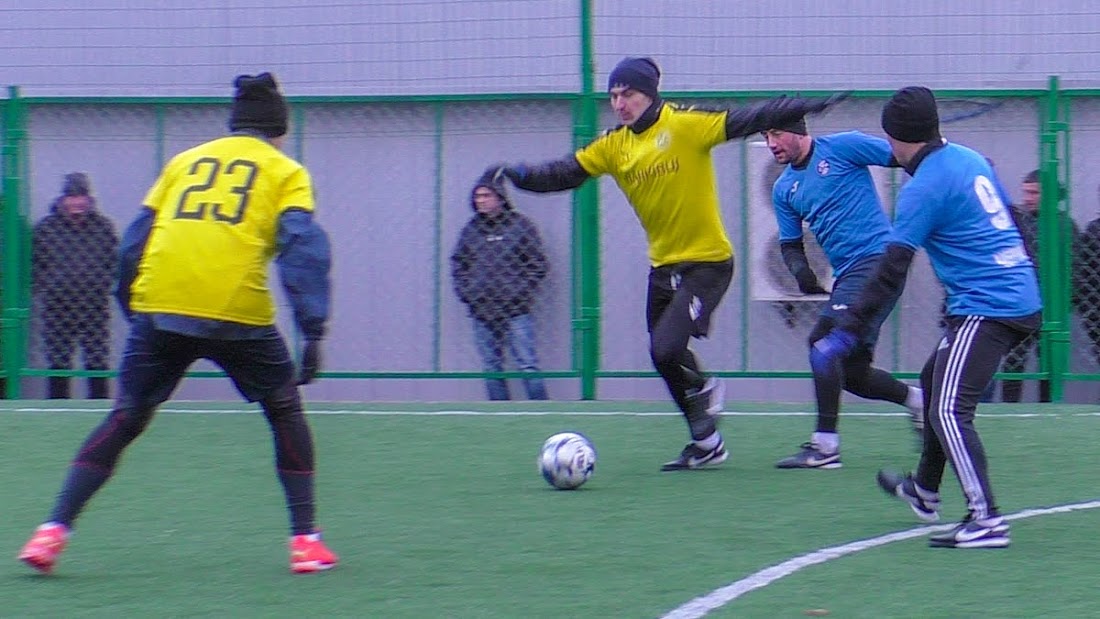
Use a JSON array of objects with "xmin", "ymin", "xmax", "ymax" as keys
[
  {"xmin": 574, "ymin": 132, "xmax": 616, "ymax": 176},
  {"xmin": 681, "ymin": 108, "xmax": 728, "ymax": 150},
  {"xmin": 278, "ymin": 165, "xmax": 315, "ymax": 214},
  {"xmin": 142, "ymin": 160, "xmax": 177, "ymax": 213}
]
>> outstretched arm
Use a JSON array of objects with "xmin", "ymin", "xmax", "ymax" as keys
[
  {"xmin": 490, "ymin": 156, "xmax": 591, "ymax": 193},
  {"xmin": 724, "ymin": 92, "xmax": 850, "ymax": 141}
]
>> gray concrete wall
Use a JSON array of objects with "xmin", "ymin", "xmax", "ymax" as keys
[{"xmin": 3, "ymin": 1, "xmax": 1099, "ymax": 96}]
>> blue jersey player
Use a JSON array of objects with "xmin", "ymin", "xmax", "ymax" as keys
[
  {"xmin": 765, "ymin": 119, "xmax": 923, "ymax": 469},
  {"xmin": 821, "ymin": 86, "xmax": 1041, "ymax": 548}
]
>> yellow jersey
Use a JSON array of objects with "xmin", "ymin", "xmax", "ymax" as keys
[
  {"xmin": 575, "ymin": 103, "xmax": 733, "ymax": 266},
  {"xmin": 130, "ymin": 135, "xmax": 314, "ymax": 325}
]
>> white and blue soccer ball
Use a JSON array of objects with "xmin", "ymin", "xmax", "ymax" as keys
[{"xmin": 538, "ymin": 432, "xmax": 596, "ymax": 490}]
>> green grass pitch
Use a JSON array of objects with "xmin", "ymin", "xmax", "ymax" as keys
[{"xmin": 1, "ymin": 401, "xmax": 1097, "ymax": 618}]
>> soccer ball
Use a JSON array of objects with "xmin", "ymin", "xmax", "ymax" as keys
[{"xmin": 538, "ymin": 432, "xmax": 596, "ymax": 490}]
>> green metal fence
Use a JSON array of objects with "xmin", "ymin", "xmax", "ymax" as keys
[{"xmin": 4, "ymin": 67, "xmax": 1098, "ymax": 401}]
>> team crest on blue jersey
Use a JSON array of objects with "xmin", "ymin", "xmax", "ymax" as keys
[{"xmin": 817, "ymin": 160, "xmax": 830, "ymax": 176}]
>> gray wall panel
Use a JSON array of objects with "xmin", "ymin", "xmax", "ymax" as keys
[
  {"xmin": 595, "ymin": 0, "xmax": 1100, "ymax": 91},
  {"xmin": 7, "ymin": 2, "xmax": 1099, "ymax": 96},
  {"xmin": 1, "ymin": 0, "xmax": 580, "ymax": 96}
]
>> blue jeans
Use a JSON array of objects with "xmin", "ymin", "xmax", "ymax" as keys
[{"xmin": 472, "ymin": 314, "xmax": 548, "ymax": 401}]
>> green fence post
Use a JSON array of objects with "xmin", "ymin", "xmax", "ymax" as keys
[
  {"xmin": 574, "ymin": 0, "xmax": 600, "ymax": 400},
  {"xmin": 2, "ymin": 85, "xmax": 27, "ymax": 398},
  {"xmin": 1039, "ymin": 75, "xmax": 1069, "ymax": 401}
]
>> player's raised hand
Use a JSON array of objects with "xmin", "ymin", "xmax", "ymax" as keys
[
  {"xmin": 483, "ymin": 163, "xmax": 528, "ymax": 185},
  {"xmin": 298, "ymin": 339, "xmax": 322, "ymax": 385},
  {"xmin": 818, "ymin": 90, "xmax": 852, "ymax": 111}
]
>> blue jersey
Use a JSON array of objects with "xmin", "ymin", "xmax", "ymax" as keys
[
  {"xmin": 772, "ymin": 131, "xmax": 894, "ymax": 278},
  {"xmin": 890, "ymin": 142, "xmax": 1041, "ymax": 317}
]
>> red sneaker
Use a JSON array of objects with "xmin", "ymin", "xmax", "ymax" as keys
[
  {"xmin": 18, "ymin": 523, "xmax": 70, "ymax": 574},
  {"xmin": 289, "ymin": 531, "xmax": 338, "ymax": 574}
]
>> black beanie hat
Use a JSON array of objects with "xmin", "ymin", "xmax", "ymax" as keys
[
  {"xmin": 881, "ymin": 86, "xmax": 940, "ymax": 143},
  {"xmin": 607, "ymin": 57, "xmax": 661, "ymax": 99},
  {"xmin": 228, "ymin": 72, "xmax": 288, "ymax": 138},
  {"xmin": 61, "ymin": 172, "xmax": 92, "ymax": 197},
  {"xmin": 770, "ymin": 116, "xmax": 808, "ymax": 135}
]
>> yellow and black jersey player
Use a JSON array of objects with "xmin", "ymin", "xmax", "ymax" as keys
[
  {"xmin": 491, "ymin": 57, "xmax": 847, "ymax": 471},
  {"xmin": 18, "ymin": 73, "xmax": 339, "ymax": 575}
]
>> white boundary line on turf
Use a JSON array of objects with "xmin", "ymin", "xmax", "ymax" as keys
[
  {"xmin": 659, "ymin": 499, "xmax": 1100, "ymax": 619},
  {"xmin": 4, "ymin": 408, "xmax": 1095, "ymax": 418}
]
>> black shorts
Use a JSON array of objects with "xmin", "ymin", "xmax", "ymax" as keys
[
  {"xmin": 646, "ymin": 259, "xmax": 734, "ymax": 338},
  {"xmin": 116, "ymin": 314, "xmax": 295, "ymax": 409}
]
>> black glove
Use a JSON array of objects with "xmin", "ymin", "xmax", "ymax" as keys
[
  {"xmin": 484, "ymin": 163, "xmax": 527, "ymax": 185},
  {"xmin": 792, "ymin": 266, "xmax": 828, "ymax": 295},
  {"xmin": 298, "ymin": 339, "xmax": 322, "ymax": 385},
  {"xmin": 795, "ymin": 272, "xmax": 828, "ymax": 295},
  {"xmin": 811, "ymin": 90, "xmax": 852, "ymax": 113},
  {"xmin": 798, "ymin": 280, "xmax": 828, "ymax": 295}
]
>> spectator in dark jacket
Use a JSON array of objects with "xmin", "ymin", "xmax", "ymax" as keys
[
  {"xmin": 451, "ymin": 172, "xmax": 548, "ymax": 400},
  {"xmin": 32, "ymin": 173, "xmax": 118, "ymax": 399},
  {"xmin": 1075, "ymin": 184, "xmax": 1100, "ymax": 367},
  {"xmin": 1000, "ymin": 169, "xmax": 1079, "ymax": 402}
]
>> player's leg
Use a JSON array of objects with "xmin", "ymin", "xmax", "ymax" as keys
[
  {"xmin": 838, "ymin": 257, "xmax": 921, "ymax": 422},
  {"xmin": 42, "ymin": 307, "xmax": 75, "ymax": 399},
  {"xmin": 472, "ymin": 317, "xmax": 509, "ymax": 400},
  {"xmin": 79, "ymin": 303, "xmax": 111, "ymax": 399},
  {"xmin": 877, "ymin": 348, "xmax": 943, "ymax": 522},
  {"xmin": 505, "ymin": 313, "xmax": 548, "ymax": 400},
  {"xmin": 650, "ymin": 260, "xmax": 733, "ymax": 471},
  {"xmin": 20, "ymin": 315, "xmax": 193, "ymax": 573},
  {"xmin": 208, "ymin": 330, "xmax": 337, "ymax": 572},
  {"xmin": 778, "ymin": 315, "xmax": 844, "ymax": 468},
  {"xmin": 999, "ymin": 334, "xmax": 1030, "ymax": 402},
  {"xmin": 924, "ymin": 315, "xmax": 1029, "ymax": 548}
]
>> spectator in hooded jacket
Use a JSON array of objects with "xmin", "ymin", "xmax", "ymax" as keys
[
  {"xmin": 32, "ymin": 172, "xmax": 118, "ymax": 399},
  {"xmin": 451, "ymin": 172, "xmax": 549, "ymax": 401}
]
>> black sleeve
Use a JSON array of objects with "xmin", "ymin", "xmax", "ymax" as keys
[
  {"xmin": 508, "ymin": 155, "xmax": 591, "ymax": 193},
  {"xmin": 450, "ymin": 227, "xmax": 474, "ymax": 305},
  {"xmin": 1074, "ymin": 223, "xmax": 1100, "ymax": 309},
  {"xmin": 521, "ymin": 218, "xmax": 548, "ymax": 286},
  {"xmin": 723, "ymin": 94, "xmax": 842, "ymax": 141},
  {"xmin": 779, "ymin": 239, "xmax": 821, "ymax": 294},
  {"xmin": 837, "ymin": 244, "xmax": 914, "ymax": 335},
  {"xmin": 31, "ymin": 222, "xmax": 46, "ymax": 293}
]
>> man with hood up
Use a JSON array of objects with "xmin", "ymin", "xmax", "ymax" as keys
[
  {"xmin": 32, "ymin": 172, "xmax": 118, "ymax": 399},
  {"xmin": 451, "ymin": 171, "xmax": 549, "ymax": 401}
]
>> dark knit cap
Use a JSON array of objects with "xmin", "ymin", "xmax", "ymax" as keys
[
  {"xmin": 60, "ymin": 172, "xmax": 92, "ymax": 196},
  {"xmin": 881, "ymin": 86, "xmax": 940, "ymax": 143},
  {"xmin": 771, "ymin": 116, "xmax": 808, "ymax": 135},
  {"xmin": 228, "ymin": 72, "xmax": 288, "ymax": 138},
  {"xmin": 607, "ymin": 57, "xmax": 661, "ymax": 99}
]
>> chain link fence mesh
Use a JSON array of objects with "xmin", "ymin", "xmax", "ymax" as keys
[{"xmin": 9, "ymin": 93, "xmax": 1100, "ymax": 399}]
